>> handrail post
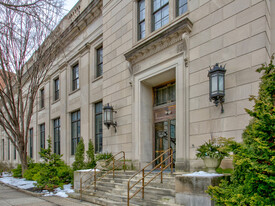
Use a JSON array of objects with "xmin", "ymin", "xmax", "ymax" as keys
[
  {"xmin": 142, "ymin": 169, "xmax": 145, "ymax": 199},
  {"xmin": 160, "ymin": 155, "xmax": 163, "ymax": 183},
  {"xmin": 113, "ymin": 157, "xmax": 115, "ymax": 179},
  {"xmin": 80, "ymin": 177, "xmax": 82, "ymax": 201},
  {"xmin": 94, "ymin": 168, "xmax": 96, "ymax": 191},
  {"xmin": 171, "ymin": 148, "xmax": 173, "ymax": 174},
  {"xmin": 127, "ymin": 181, "xmax": 130, "ymax": 206},
  {"xmin": 123, "ymin": 152, "xmax": 125, "ymax": 173}
]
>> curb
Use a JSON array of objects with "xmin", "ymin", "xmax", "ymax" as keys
[{"xmin": 0, "ymin": 181, "xmax": 43, "ymax": 197}]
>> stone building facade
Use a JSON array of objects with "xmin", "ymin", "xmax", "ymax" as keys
[{"xmin": 1, "ymin": 0, "xmax": 274, "ymax": 171}]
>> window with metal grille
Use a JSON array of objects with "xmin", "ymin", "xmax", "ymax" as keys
[
  {"xmin": 40, "ymin": 88, "xmax": 44, "ymax": 108},
  {"xmin": 72, "ymin": 64, "xmax": 79, "ymax": 91},
  {"xmin": 71, "ymin": 110, "xmax": 80, "ymax": 155},
  {"xmin": 95, "ymin": 102, "xmax": 102, "ymax": 153},
  {"xmin": 54, "ymin": 78, "xmax": 59, "ymax": 101},
  {"xmin": 40, "ymin": 123, "xmax": 45, "ymax": 150},
  {"xmin": 29, "ymin": 128, "xmax": 33, "ymax": 158},
  {"xmin": 96, "ymin": 47, "xmax": 103, "ymax": 78},
  {"xmin": 54, "ymin": 118, "xmax": 60, "ymax": 155},
  {"xmin": 138, "ymin": 0, "xmax": 145, "ymax": 40},
  {"xmin": 154, "ymin": 82, "xmax": 176, "ymax": 106}
]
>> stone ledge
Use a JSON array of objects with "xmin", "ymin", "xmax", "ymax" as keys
[{"xmin": 175, "ymin": 174, "xmax": 230, "ymax": 206}]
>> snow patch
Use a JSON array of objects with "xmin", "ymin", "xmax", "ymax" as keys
[
  {"xmin": 182, "ymin": 171, "xmax": 223, "ymax": 177},
  {"xmin": 0, "ymin": 173, "xmax": 74, "ymax": 197},
  {"xmin": 77, "ymin": 169, "xmax": 100, "ymax": 172}
]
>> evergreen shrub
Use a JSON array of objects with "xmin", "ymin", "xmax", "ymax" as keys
[{"xmin": 207, "ymin": 57, "xmax": 275, "ymax": 205}]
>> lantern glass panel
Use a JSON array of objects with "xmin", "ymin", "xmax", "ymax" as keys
[
  {"xmin": 211, "ymin": 74, "xmax": 218, "ymax": 94},
  {"xmin": 218, "ymin": 74, "xmax": 224, "ymax": 93}
]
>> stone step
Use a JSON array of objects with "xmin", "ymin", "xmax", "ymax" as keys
[
  {"xmin": 72, "ymin": 190, "xmax": 180, "ymax": 206},
  {"xmin": 84, "ymin": 182, "xmax": 175, "ymax": 199},
  {"xmin": 98, "ymin": 178, "xmax": 175, "ymax": 190}
]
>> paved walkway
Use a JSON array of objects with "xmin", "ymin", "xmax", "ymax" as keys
[{"xmin": 0, "ymin": 183, "xmax": 98, "ymax": 206}]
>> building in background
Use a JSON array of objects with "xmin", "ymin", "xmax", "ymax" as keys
[{"xmin": 1, "ymin": 0, "xmax": 274, "ymax": 171}]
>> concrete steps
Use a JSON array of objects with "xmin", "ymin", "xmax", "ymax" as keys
[{"xmin": 70, "ymin": 170, "xmax": 181, "ymax": 206}]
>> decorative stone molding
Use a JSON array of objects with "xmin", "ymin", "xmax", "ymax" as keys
[{"xmin": 125, "ymin": 18, "xmax": 192, "ymax": 65}]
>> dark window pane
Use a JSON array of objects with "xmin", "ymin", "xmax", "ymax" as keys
[
  {"xmin": 29, "ymin": 128, "xmax": 33, "ymax": 158},
  {"xmin": 54, "ymin": 118, "xmax": 60, "ymax": 155},
  {"xmin": 96, "ymin": 47, "xmax": 103, "ymax": 77},
  {"xmin": 95, "ymin": 102, "xmax": 102, "ymax": 153},
  {"xmin": 154, "ymin": 83, "xmax": 176, "ymax": 106},
  {"xmin": 40, "ymin": 124, "xmax": 45, "ymax": 150},
  {"xmin": 71, "ymin": 111, "xmax": 80, "ymax": 155},
  {"xmin": 72, "ymin": 64, "xmax": 79, "ymax": 91},
  {"xmin": 54, "ymin": 78, "xmax": 59, "ymax": 100},
  {"xmin": 40, "ymin": 88, "xmax": 44, "ymax": 108},
  {"xmin": 153, "ymin": 0, "xmax": 169, "ymax": 31}
]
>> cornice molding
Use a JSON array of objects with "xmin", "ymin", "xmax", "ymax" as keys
[{"xmin": 125, "ymin": 17, "xmax": 193, "ymax": 65}]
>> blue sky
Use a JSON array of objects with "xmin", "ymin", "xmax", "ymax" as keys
[{"xmin": 64, "ymin": 0, "xmax": 79, "ymax": 12}]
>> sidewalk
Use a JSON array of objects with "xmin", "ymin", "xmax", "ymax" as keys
[{"xmin": 0, "ymin": 183, "xmax": 98, "ymax": 206}]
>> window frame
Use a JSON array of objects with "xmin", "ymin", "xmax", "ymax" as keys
[
  {"xmin": 8, "ymin": 139, "xmax": 10, "ymax": 160},
  {"xmin": 53, "ymin": 118, "xmax": 61, "ymax": 155},
  {"xmin": 176, "ymin": 0, "xmax": 188, "ymax": 17},
  {"xmin": 29, "ymin": 128, "xmax": 33, "ymax": 158},
  {"xmin": 40, "ymin": 88, "xmax": 45, "ymax": 109},
  {"xmin": 71, "ymin": 110, "xmax": 80, "ymax": 155},
  {"xmin": 40, "ymin": 123, "xmax": 45, "ymax": 150},
  {"xmin": 72, "ymin": 64, "xmax": 79, "ymax": 91},
  {"xmin": 138, "ymin": 0, "xmax": 146, "ymax": 40},
  {"xmin": 54, "ymin": 77, "xmax": 60, "ymax": 101},
  {"xmin": 152, "ymin": 0, "xmax": 169, "ymax": 31},
  {"xmin": 2, "ymin": 139, "xmax": 4, "ymax": 160},
  {"xmin": 95, "ymin": 102, "xmax": 103, "ymax": 153},
  {"xmin": 96, "ymin": 47, "xmax": 103, "ymax": 78}
]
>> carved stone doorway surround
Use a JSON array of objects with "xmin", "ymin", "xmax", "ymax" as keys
[{"xmin": 125, "ymin": 17, "xmax": 192, "ymax": 171}]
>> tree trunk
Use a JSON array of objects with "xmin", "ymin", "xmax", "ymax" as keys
[{"xmin": 18, "ymin": 142, "xmax": 28, "ymax": 175}]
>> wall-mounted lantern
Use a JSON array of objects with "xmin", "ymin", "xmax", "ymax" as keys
[
  {"xmin": 208, "ymin": 63, "xmax": 226, "ymax": 113},
  {"xmin": 103, "ymin": 103, "xmax": 117, "ymax": 132}
]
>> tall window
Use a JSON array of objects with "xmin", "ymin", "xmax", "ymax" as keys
[
  {"xmin": 71, "ymin": 110, "xmax": 80, "ymax": 155},
  {"xmin": 72, "ymin": 64, "xmax": 79, "ymax": 91},
  {"xmin": 2, "ymin": 139, "xmax": 4, "ymax": 160},
  {"xmin": 95, "ymin": 102, "xmax": 103, "ymax": 153},
  {"xmin": 138, "ymin": 0, "xmax": 145, "ymax": 40},
  {"xmin": 54, "ymin": 78, "xmax": 59, "ymax": 101},
  {"xmin": 177, "ymin": 0, "xmax": 187, "ymax": 16},
  {"xmin": 54, "ymin": 118, "xmax": 60, "ymax": 155},
  {"xmin": 29, "ymin": 128, "xmax": 33, "ymax": 158},
  {"xmin": 14, "ymin": 144, "xmax": 16, "ymax": 160},
  {"xmin": 40, "ymin": 123, "xmax": 45, "ymax": 150},
  {"xmin": 152, "ymin": 0, "xmax": 169, "ymax": 31},
  {"xmin": 8, "ymin": 139, "xmax": 10, "ymax": 160},
  {"xmin": 40, "ymin": 88, "xmax": 44, "ymax": 109},
  {"xmin": 96, "ymin": 47, "xmax": 103, "ymax": 78}
]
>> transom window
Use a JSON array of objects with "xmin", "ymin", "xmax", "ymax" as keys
[
  {"xmin": 72, "ymin": 64, "xmax": 79, "ymax": 91},
  {"xmin": 154, "ymin": 82, "xmax": 176, "ymax": 106},
  {"xmin": 96, "ymin": 47, "xmax": 103, "ymax": 78},
  {"xmin": 54, "ymin": 78, "xmax": 59, "ymax": 101},
  {"xmin": 152, "ymin": 0, "xmax": 169, "ymax": 31},
  {"xmin": 177, "ymin": 0, "xmax": 187, "ymax": 16},
  {"xmin": 54, "ymin": 118, "xmax": 60, "ymax": 155},
  {"xmin": 138, "ymin": 0, "xmax": 145, "ymax": 40},
  {"xmin": 71, "ymin": 110, "xmax": 80, "ymax": 155},
  {"xmin": 95, "ymin": 102, "xmax": 103, "ymax": 153}
]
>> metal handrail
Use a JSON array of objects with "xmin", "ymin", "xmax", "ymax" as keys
[
  {"xmin": 127, "ymin": 148, "xmax": 173, "ymax": 206},
  {"xmin": 80, "ymin": 151, "xmax": 125, "ymax": 200}
]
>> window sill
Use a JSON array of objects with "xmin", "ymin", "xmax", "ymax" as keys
[
  {"xmin": 38, "ymin": 107, "xmax": 45, "ymax": 112},
  {"xmin": 69, "ymin": 88, "xmax": 80, "ymax": 96},
  {"xmin": 52, "ymin": 99, "xmax": 60, "ymax": 105},
  {"xmin": 92, "ymin": 75, "xmax": 103, "ymax": 83},
  {"xmin": 125, "ymin": 13, "xmax": 192, "ymax": 64}
]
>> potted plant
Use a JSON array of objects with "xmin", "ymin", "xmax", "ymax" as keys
[{"xmin": 196, "ymin": 137, "xmax": 234, "ymax": 173}]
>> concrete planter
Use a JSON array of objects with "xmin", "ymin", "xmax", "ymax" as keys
[{"xmin": 203, "ymin": 157, "xmax": 222, "ymax": 173}]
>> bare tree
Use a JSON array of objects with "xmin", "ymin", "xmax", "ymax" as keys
[{"xmin": 0, "ymin": 0, "xmax": 64, "ymax": 173}]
